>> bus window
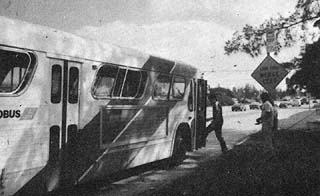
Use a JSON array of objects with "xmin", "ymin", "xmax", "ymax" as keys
[
  {"xmin": 122, "ymin": 69, "xmax": 141, "ymax": 97},
  {"xmin": 92, "ymin": 65, "xmax": 118, "ymax": 98},
  {"xmin": 93, "ymin": 65, "xmax": 148, "ymax": 99},
  {"xmin": 51, "ymin": 65, "xmax": 62, "ymax": 103},
  {"xmin": 49, "ymin": 126, "xmax": 60, "ymax": 162},
  {"xmin": 0, "ymin": 49, "xmax": 35, "ymax": 94},
  {"xmin": 68, "ymin": 67, "xmax": 79, "ymax": 104},
  {"xmin": 136, "ymin": 71, "xmax": 147, "ymax": 98},
  {"xmin": 112, "ymin": 68, "xmax": 126, "ymax": 97},
  {"xmin": 153, "ymin": 73, "xmax": 171, "ymax": 100},
  {"xmin": 188, "ymin": 81, "xmax": 193, "ymax": 111},
  {"xmin": 170, "ymin": 76, "xmax": 185, "ymax": 100}
]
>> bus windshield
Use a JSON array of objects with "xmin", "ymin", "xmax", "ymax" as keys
[{"xmin": 0, "ymin": 48, "xmax": 34, "ymax": 94}]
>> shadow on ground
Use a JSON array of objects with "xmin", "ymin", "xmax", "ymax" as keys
[{"xmin": 142, "ymin": 129, "xmax": 320, "ymax": 196}]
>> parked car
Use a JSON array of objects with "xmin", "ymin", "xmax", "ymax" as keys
[
  {"xmin": 313, "ymin": 103, "xmax": 320, "ymax": 108},
  {"xmin": 274, "ymin": 101, "xmax": 281, "ymax": 107},
  {"xmin": 232, "ymin": 104, "xmax": 246, "ymax": 111},
  {"xmin": 279, "ymin": 98, "xmax": 292, "ymax": 107},
  {"xmin": 300, "ymin": 97, "xmax": 309, "ymax": 105},
  {"xmin": 291, "ymin": 99, "xmax": 301, "ymax": 107},
  {"xmin": 279, "ymin": 103, "xmax": 288, "ymax": 108},
  {"xmin": 249, "ymin": 102, "xmax": 260, "ymax": 110}
]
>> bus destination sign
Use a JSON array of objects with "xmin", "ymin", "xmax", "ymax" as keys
[{"xmin": 251, "ymin": 55, "xmax": 289, "ymax": 93}]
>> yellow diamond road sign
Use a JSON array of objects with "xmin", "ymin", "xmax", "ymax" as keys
[{"xmin": 251, "ymin": 55, "xmax": 288, "ymax": 93}]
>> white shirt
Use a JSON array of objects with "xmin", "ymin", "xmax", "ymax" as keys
[{"xmin": 261, "ymin": 101, "xmax": 274, "ymax": 128}]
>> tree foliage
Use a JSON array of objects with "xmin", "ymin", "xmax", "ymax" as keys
[
  {"xmin": 224, "ymin": 0, "xmax": 320, "ymax": 57},
  {"xmin": 232, "ymin": 84, "xmax": 260, "ymax": 102},
  {"xmin": 225, "ymin": 0, "xmax": 320, "ymax": 97},
  {"xmin": 208, "ymin": 87, "xmax": 235, "ymax": 106},
  {"xmin": 289, "ymin": 39, "xmax": 320, "ymax": 97}
]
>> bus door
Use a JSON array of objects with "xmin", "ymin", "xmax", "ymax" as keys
[
  {"xmin": 193, "ymin": 78, "xmax": 207, "ymax": 149},
  {"xmin": 49, "ymin": 58, "xmax": 81, "ymax": 187}
]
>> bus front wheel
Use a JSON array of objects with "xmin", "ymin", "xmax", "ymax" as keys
[{"xmin": 170, "ymin": 130, "xmax": 187, "ymax": 166}]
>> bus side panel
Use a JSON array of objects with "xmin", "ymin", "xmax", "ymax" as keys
[
  {"xmin": 73, "ymin": 65, "xmax": 172, "ymax": 183},
  {"xmin": 73, "ymin": 67, "xmax": 191, "ymax": 184},
  {"xmin": 77, "ymin": 138, "xmax": 173, "ymax": 182},
  {"xmin": 168, "ymin": 101, "xmax": 193, "ymax": 150},
  {"xmin": 0, "ymin": 53, "xmax": 50, "ymax": 196},
  {"xmin": 100, "ymin": 106, "xmax": 168, "ymax": 147}
]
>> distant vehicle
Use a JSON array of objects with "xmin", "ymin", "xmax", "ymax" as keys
[
  {"xmin": 300, "ymin": 97, "xmax": 309, "ymax": 105},
  {"xmin": 274, "ymin": 101, "xmax": 281, "ymax": 107},
  {"xmin": 280, "ymin": 98, "xmax": 292, "ymax": 107},
  {"xmin": 312, "ymin": 100, "xmax": 318, "ymax": 104},
  {"xmin": 291, "ymin": 99, "xmax": 301, "ymax": 107},
  {"xmin": 249, "ymin": 102, "xmax": 260, "ymax": 110},
  {"xmin": 232, "ymin": 104, "xmax": 246, "ymax": 111},
  {"xmin": 279, "ymin": 103, "xmax": 288, "ymax": 108}
]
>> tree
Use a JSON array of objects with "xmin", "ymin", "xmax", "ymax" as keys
[
  {"xmin": 224, "ymin": 0, "xmax": 320, "ymax": 57},
  {"xmin": 208, "ymin": 87, "xmax": 235, "ymax": 106},
  {"xmin": 289, "ymin": 40, "xmax": 320, "ymax": 97},
  {"xmin": 232, "ymin": 84, "xmax": 260, "ymax": 102},
  {"xmin": 232, "ymin": 84, "xmax": 292, "ymax": 101},
  {"xmin": 224, "ymin": 0, "xmax": 320, "ymax": 97}
]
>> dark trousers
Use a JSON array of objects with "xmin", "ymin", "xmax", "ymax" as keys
[{"xmin": 207, "ymin": 122, "xmax": 227, "ymax": 152}]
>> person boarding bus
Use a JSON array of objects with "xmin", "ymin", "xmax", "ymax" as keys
[{"xmin": 206, "ymin": 94, "xmax": 228, "ymax": 153}]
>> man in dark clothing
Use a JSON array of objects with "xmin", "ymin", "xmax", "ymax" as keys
[{"xmin": 206, "ymin": 94, "xmax": 228, "ymax": 153}]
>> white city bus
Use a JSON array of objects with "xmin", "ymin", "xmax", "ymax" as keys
[{"xmin": 0, "ymin": 16, "xmax": 207, "ymax": 196}]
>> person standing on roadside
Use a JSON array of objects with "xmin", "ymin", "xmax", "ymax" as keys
[
  {"xmin": 206, "ymin": 94, "xmax": 228, "ymax": 153},
  {"xmin": 256, "ymin": 92, "xmax": 274, "ymax": 152}
]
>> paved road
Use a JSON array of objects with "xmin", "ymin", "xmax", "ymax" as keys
[{"xmin": 55, "ymin": 106, "xmax": 314, "ymax": 196}]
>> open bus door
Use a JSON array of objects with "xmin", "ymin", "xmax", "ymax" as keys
[{"xmin": 192, "ymin": 78, "xmax": 207, "ymax": 150}]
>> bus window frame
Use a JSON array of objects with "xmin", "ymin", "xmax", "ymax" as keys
[
  {"xmin": 121, "ymin": 69, "xmax": 142, "ymax": 98},
  {"xmin": 188, "ymin": 80, "xmax": 194, "ymax": 111},
  {"xmin": 91, "ymin": 63, "xmax": 148, "ymax": 100},
  {"xmin": 112, "ymin": 67, "xmax": 127, "ymax": 98},
  {"xmin": 91, "ymin": 63, "xmax": 118, "ymax": 99},
  {"xmin": 169, "ymin": 75, "xmax": 186, "ymax": 100},
  {"xmin": 152, "ymin": 73, "xmax": 172, "ymax": 101},
  {"xmin": 135, "ymin": 70, "xmax": 148, "ymax": 98},
  {"xmin": 51, "ymin": 64, "xmax": 62, "ymax": 104},
  {"xmin": 68, "ymin": 66, "xmax": 79, "ymax": 104},
  {"xmin": 0, "ymin": 46, "xmax": 37, "ymax": 97}
]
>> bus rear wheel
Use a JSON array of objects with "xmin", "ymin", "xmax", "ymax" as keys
[{"xmin": 170, "ymin": 130, "xmax": 187, "ymax": 166}]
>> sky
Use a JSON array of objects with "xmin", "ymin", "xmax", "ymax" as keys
[{"xmin": 0, "ymin": 0, "xmax": 304, "ymax": 90}]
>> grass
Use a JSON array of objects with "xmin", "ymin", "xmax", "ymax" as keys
[{"xmin": 144, "ymin": 129, "xmax": 320, "ymax": 196}]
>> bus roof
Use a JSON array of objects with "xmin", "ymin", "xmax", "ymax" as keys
[{"xmin": 0, "ymin": 16, "xmax": 198, "ymax": 78}]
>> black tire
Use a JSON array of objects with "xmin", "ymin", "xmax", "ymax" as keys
[{"xmin": 170, "ymin": 130, "xmax": 187, "ymax": 166}]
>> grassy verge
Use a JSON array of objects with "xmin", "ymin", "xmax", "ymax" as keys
[{"xmin": 145, "ymin": 129, "xmax": 320, "ymax": 196}]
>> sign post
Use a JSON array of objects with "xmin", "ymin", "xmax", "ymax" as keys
[
  {"xmin": 251, "ymin": 55, "xmax": 289, "ymax": 97},
  {"xmin": 266, "ymin": 28, "xmax": 276, "ymax": 54},
  {"xmin": 307, "ymin": 92, "xmax": 311, "ymax": 110}
]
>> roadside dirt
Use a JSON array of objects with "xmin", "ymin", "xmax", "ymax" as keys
[{"xmin": 140, "ymin": 129, "xmax": 320, "ymax": 196}]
